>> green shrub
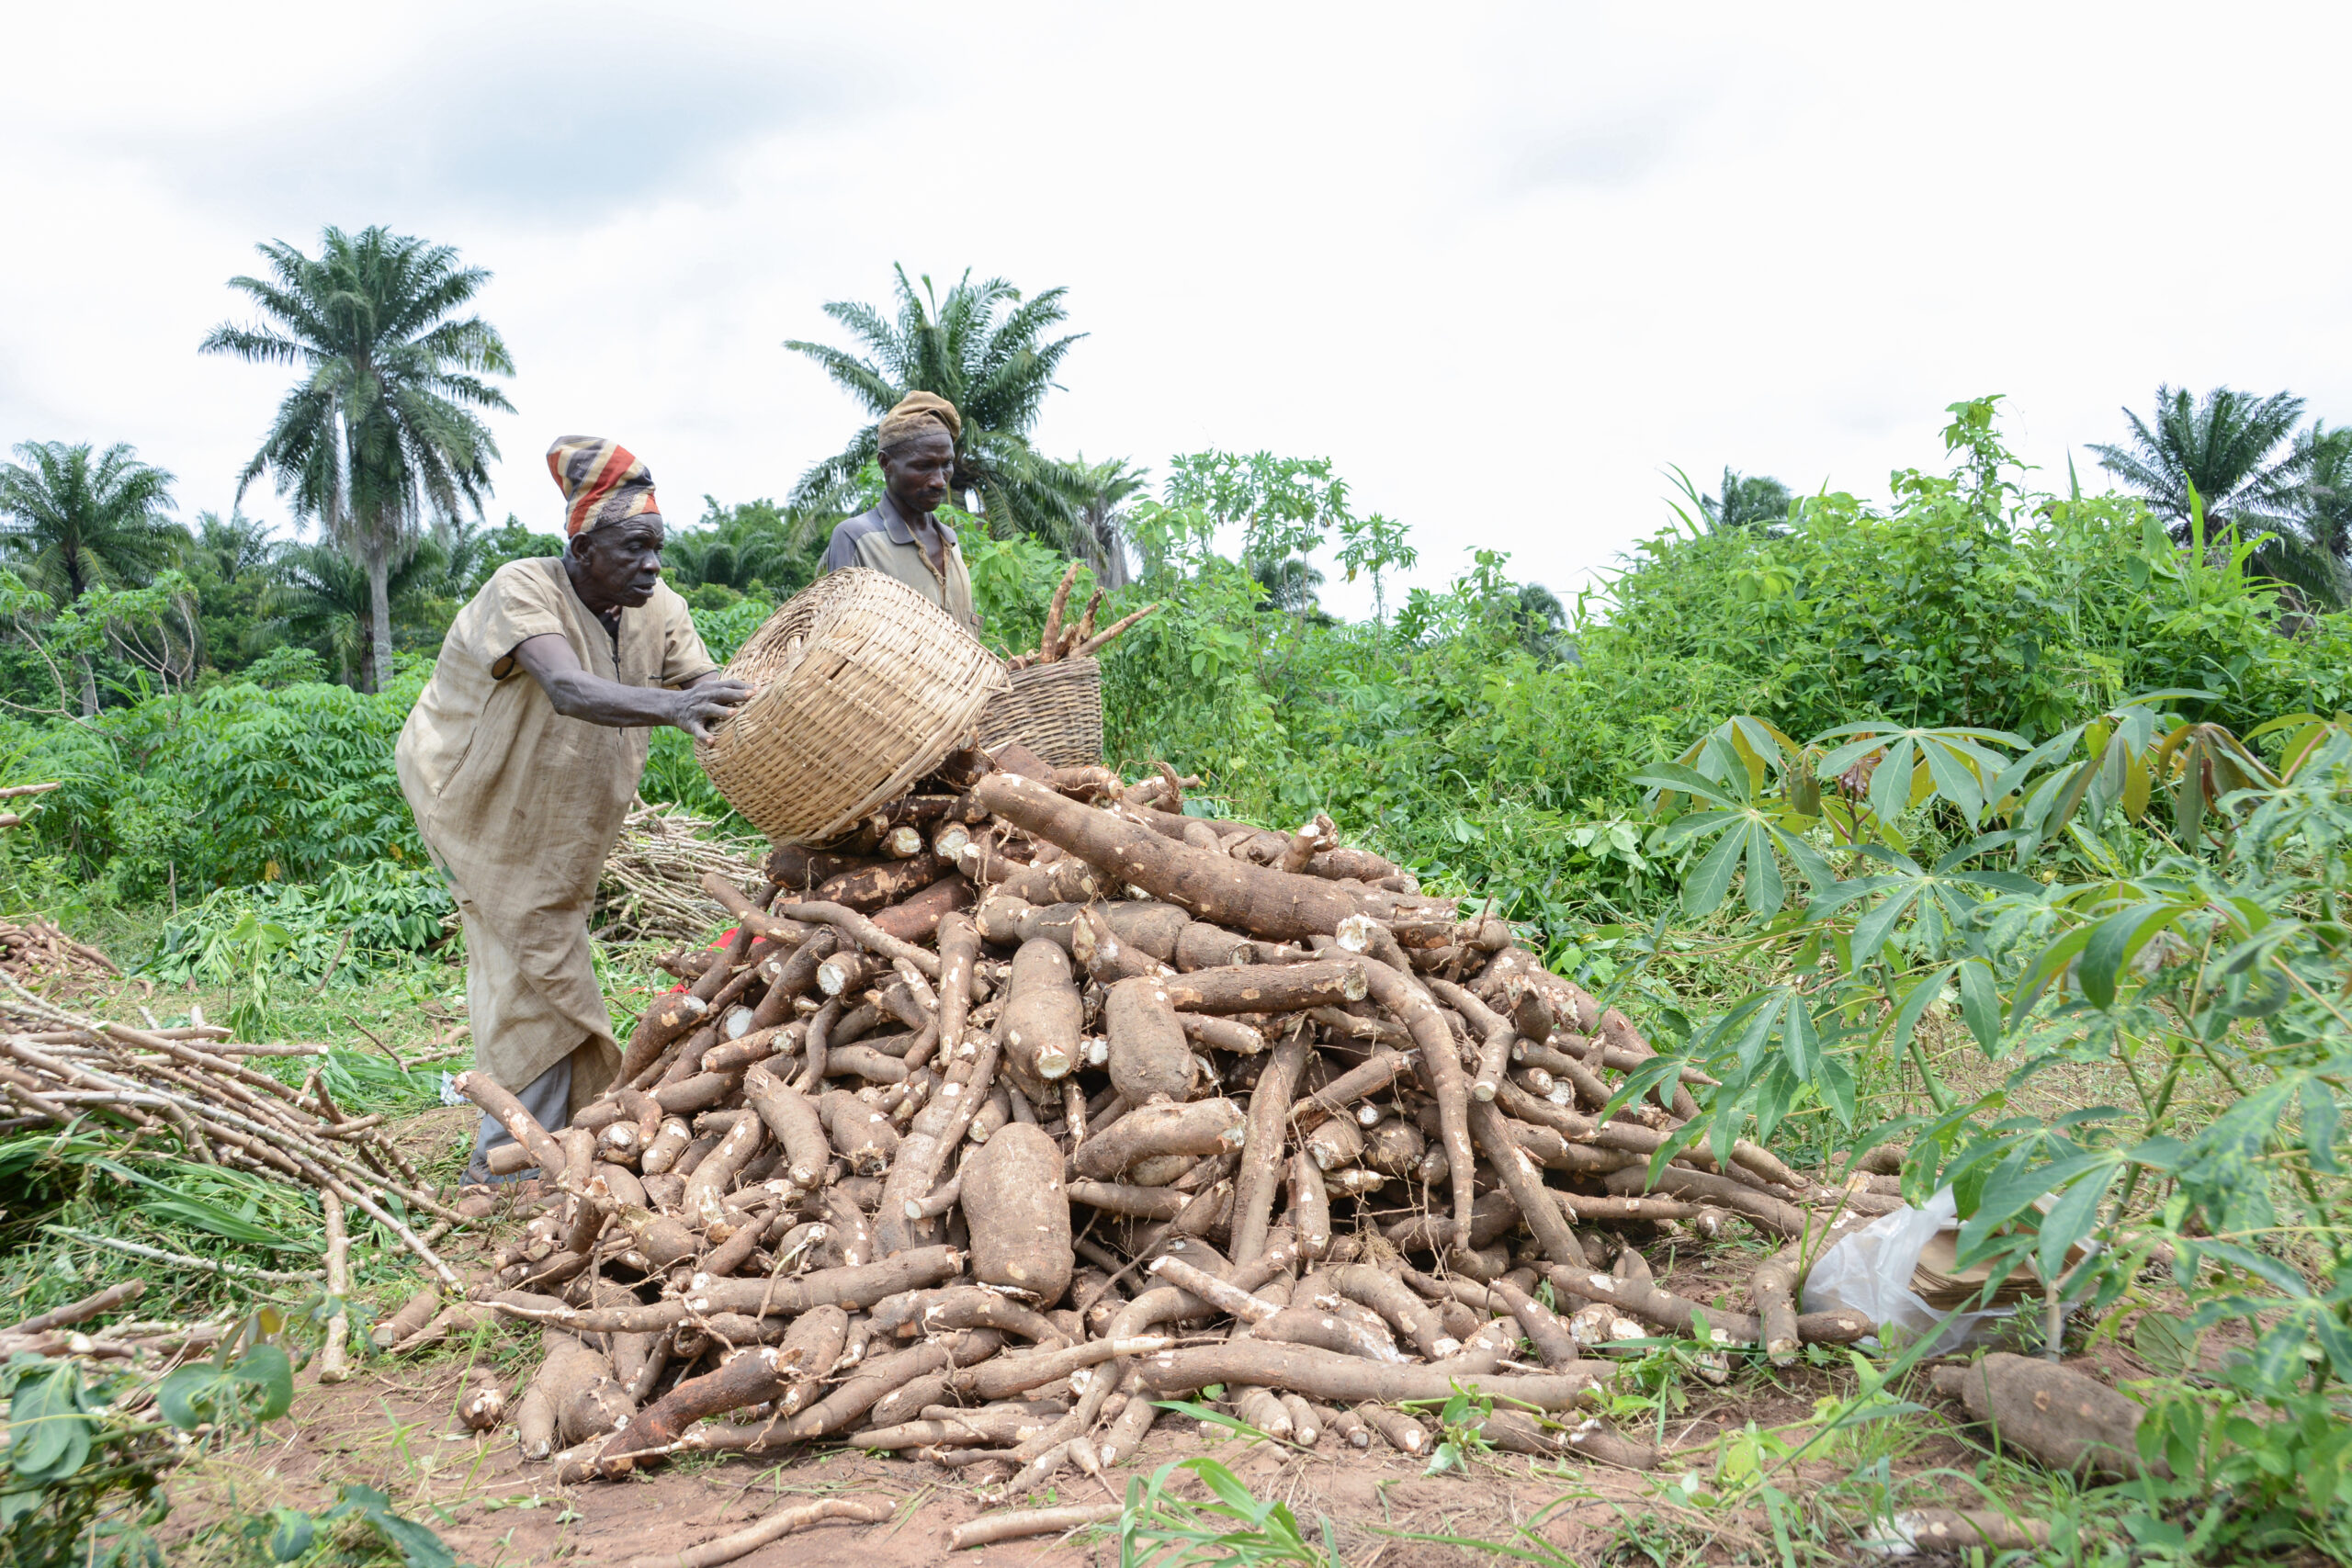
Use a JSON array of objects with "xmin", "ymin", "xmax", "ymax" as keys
[
  {"xmin": 1611, "ymin": 699, "xmax": 2352, "ymax": 1550},
  {"xmin": 0, "ymin": 671, "xmax": 424, "ymax": 901},
  {"xmin": 145, "ymin": 863, "xmax": 453, "ymax": 985}
]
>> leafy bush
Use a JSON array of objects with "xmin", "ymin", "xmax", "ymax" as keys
[
  {"xmin": 1600, "ymin": 400, "xmax": 2352, "ymax": 742},
  {"xmin": 1612, "ymin": 699, "xmax": 2352, "ymax": 1548},
  {"xmin": 956, "ymin": 404, "xmax": 2352, "ymax": 953},
  {"xmin": 0, "ymin": 671, "xmax": 426, "ymax": 900},
  {"xmin": 143, "ymin": 863, "xmax": 455, "ymax": 1038}
]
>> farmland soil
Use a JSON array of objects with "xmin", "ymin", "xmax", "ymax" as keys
[{"xmin": 148, "ymin": 1170, "xmax": 2029, "ymax": 1568}]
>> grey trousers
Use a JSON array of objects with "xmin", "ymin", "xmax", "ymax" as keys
[{"xmin": 463, "ymin": 1054, "xmax": 571, "ymax": 1185}]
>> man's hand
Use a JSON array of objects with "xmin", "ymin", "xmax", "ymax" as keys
[{"xmin": 666, "ymin": 678, "xmax": 753, "ymax": 741}]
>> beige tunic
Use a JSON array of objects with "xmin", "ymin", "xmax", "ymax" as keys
[{"xmin": 396, "ymin": 557, "xmax": 717, "ymax": 1103}]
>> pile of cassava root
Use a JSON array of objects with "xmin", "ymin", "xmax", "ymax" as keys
[{"xmin": 424, "ymin": 741, "xmax": 1905, "ymax": 1534}]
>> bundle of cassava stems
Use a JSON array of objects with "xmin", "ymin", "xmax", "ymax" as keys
[{"xmin": 426, "ymin": 742, "xmax": 1900, "ymax": 1507}]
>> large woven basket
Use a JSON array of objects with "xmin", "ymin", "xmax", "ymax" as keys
[
  {"xmin": 977, "ymin": 657, "xmax": 1103, "ymax": 766},
  {"xmin": 695, "ymin": 570, "xmax": 1009, "ymax": 844}
]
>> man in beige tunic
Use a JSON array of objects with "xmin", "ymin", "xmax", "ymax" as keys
[
  {"xmin": 820, "ymin": 390, "xmax": 979, "ymax": 631},
  {"xmin": 398, "ymin": 436, "xmax": 750, "ymax": 1184}
]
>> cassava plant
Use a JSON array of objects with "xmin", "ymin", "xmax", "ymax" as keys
[{"xmin": 1621, "ymin": 693, "xmax": 2352, "ymax": 1539}]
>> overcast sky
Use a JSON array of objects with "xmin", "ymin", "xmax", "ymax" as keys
[{"xmin": 8, "ymin": 3, "xmax": 2349, "ymax": 619}]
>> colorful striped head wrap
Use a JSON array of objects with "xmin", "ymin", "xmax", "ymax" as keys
[
  {"xmin": 546, "ymin": 435, "xmax": 661, "ymax": 537},
  {"xmin": 876, "ymin": 390, "xmax": 963, "ymax": 454}
]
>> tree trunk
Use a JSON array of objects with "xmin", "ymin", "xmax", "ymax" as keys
[
  {"xmin": 76, "ymin": 654, "xmax": 97, "ymax": 718},
  {"xmin": 367, "ymin": 550, "xmax": 394, "ymax": 695}
]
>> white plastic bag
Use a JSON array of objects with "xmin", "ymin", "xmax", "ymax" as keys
[{"xmin": 1800, "ymin": 1187, "xmax": 2012, "ymax": 1355}]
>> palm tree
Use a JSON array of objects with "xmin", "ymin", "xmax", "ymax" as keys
[
  {"xmin": 202, "ymin": 226, "xmax": 514, "ymax": 692},
  {"xmin": 0, "ymin": 441, "xmax": 180, "ymax": 714},
  {"xmin": 1067, "ymin": 456, "xmax": 1147, "ymax": 588},
  {"xmin": 785, "ymin": 266, "xmax": 1088, "ymax": 546},
  {"xmin": 664, "ymin": 497, "xmax": 824, "ymax": 601},
  {"xmin": 1248, "ymin": 551, "xmax": 1325, "ymax": 614},
  {"xmin": 183, "ymin": 510, "xmax": 284, "ymax": 671},
  {"xmin": 2089, "ymin": 386, "xmax": 2306, "ymax": 536},
  {"xmin": 187, "ymin": 510, "xmax": 277, "ymax": 582},
  {"xmin": 424, "ymin": 512, "xmax": 498, "ymax": 601},
  {"xmin": 2089, "ymin": 385, "xmax": 2349, "ymax": 604},
  {"xmin": 273, "ymin": 537, "xmax": 445, "ymax": 690},
  {"xmin": 2285, "ymin": 423, "xmax": 2352, "ymax": 606},
  {"xmin": 1701, "ymin": 468, "xmax": 1794, "ymax": 534}
]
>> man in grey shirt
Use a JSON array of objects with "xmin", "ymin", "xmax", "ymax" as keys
[{"xmin": 821, "ymin": 390, "xmax": 979, "ymax": 632}]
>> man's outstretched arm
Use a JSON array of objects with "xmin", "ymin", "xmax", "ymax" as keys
[{"xmin": 511, "ymin": 634, "xmax": 752, "ymax": 740}]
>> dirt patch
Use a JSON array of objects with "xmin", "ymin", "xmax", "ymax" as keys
[
  {"xmin": 152, "ymin": 1336, "xmax": 1987, "ymax": 1568},
  {"xmin": 150, "ymin": 1356, "xmax": 1708, "ymax": 1567}
]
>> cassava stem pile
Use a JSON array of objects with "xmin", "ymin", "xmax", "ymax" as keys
[
  {"xmin": 421, "ymin": 739, "xmax": 1894, "ymax": 1516},
  {"xmin": 0, "ymin": 974, "xmax": 462, "ymax": 1289}
]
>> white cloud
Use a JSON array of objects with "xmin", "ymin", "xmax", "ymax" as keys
[{"xmin": 6, "ymin": 1, "xmax": 2351, "ymax": 620}]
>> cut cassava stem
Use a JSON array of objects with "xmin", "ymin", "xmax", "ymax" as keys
[
  {"xmin": 769, "ymin": 899, "xmax": 943, "ymax": 980},
  {"xmin": 318, "ymin": 1190, "xmax": 351, "ymax": 1382},
  {"xmin": 1229, "ymin": 1031, "xmax": 1309, "ymax": 1264},
  {"xmin": 1072, "ymin": 601, "xmax": 1159, "ymax": 658},
  {"xmin": 1543, "ymin": 1261, "xmax": 1749, "ymax": 1343},
  {"xmin": 1037, "ymin": 561, "xmax": 1080, "ymax": 664},
  {"xmin": 1132, "ymin": 1341, "xmax": 1609, "ymax": 1405},
  {"xmin": 952, "ymin": 1504, "xmax": 1123, "ymax": 1551},
  {"xmin": 451, "ymin": 1071, "xmax": 566, "ymax": 1181},
  {"xmin": 876, "ymin": 913, "xmax": 988, "ymax": 1256},
  {"xmin": 1484, "ymin": 1275, "xmax": 1582, "ymax": 1369},
  {"xmin": 974, "ymin": 773, "xmax": 1387, "ymax": 943},
  {"xmin": 1424, "ymin": 977, "xmax": 1518, "ymax": 1103},
  {"xmin": 1465, "ymin": 1098, "xmax": 1584, "ymax": 1267},
  {"xmin": 1601, "ymin": 1163, "xmax": 1811, "ymax": 1238},
  {"xmin": 1160, "ymin": 961, "xmax": 1368, "ymax": 1014}
]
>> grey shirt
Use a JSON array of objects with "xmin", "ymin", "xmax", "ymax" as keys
[{"xmin": 821, "ymin": 494, "xmax": 978, "ymax": 631}]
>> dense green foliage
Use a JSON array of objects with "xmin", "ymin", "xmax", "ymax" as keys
[
  {"xmin": 3, "ymin": 397, "xmax": 2341, "ymax": 960},
  {"xmin": 1604, "ymin": 698, "xmax": 2352, "ymax": 1558},
  {"xmin": 664, "ymin": 495, "xmax": 824, "ymax": 603},
  {"xmin": 0, "ymin": 590, "xmax": 781, "ymax": 908},
  {"xmin": 952, "ymin": 402, "xmax": 2352, "ymax": 949}
]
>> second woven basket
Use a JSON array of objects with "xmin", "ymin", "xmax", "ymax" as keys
[
  {"xmin": 695, "ymin": 570, "xmax": 1009, "ymax": 844},
  {"xmin": 977, "ymin": 657, "xmax": 1103, "ymax": 767}
]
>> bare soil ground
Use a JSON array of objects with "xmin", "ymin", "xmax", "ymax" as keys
[
  {"xmin": 135, "ymin": 1057, "xmax": 2173, "ymax": 1566},
  {"xmin": 147, "ymin": 1229, "xmax": 2079, "ymax": 1568},
  {"xmin": 157, "ymin": 1355, "xmax": 1728, "ymax": 1567}
]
